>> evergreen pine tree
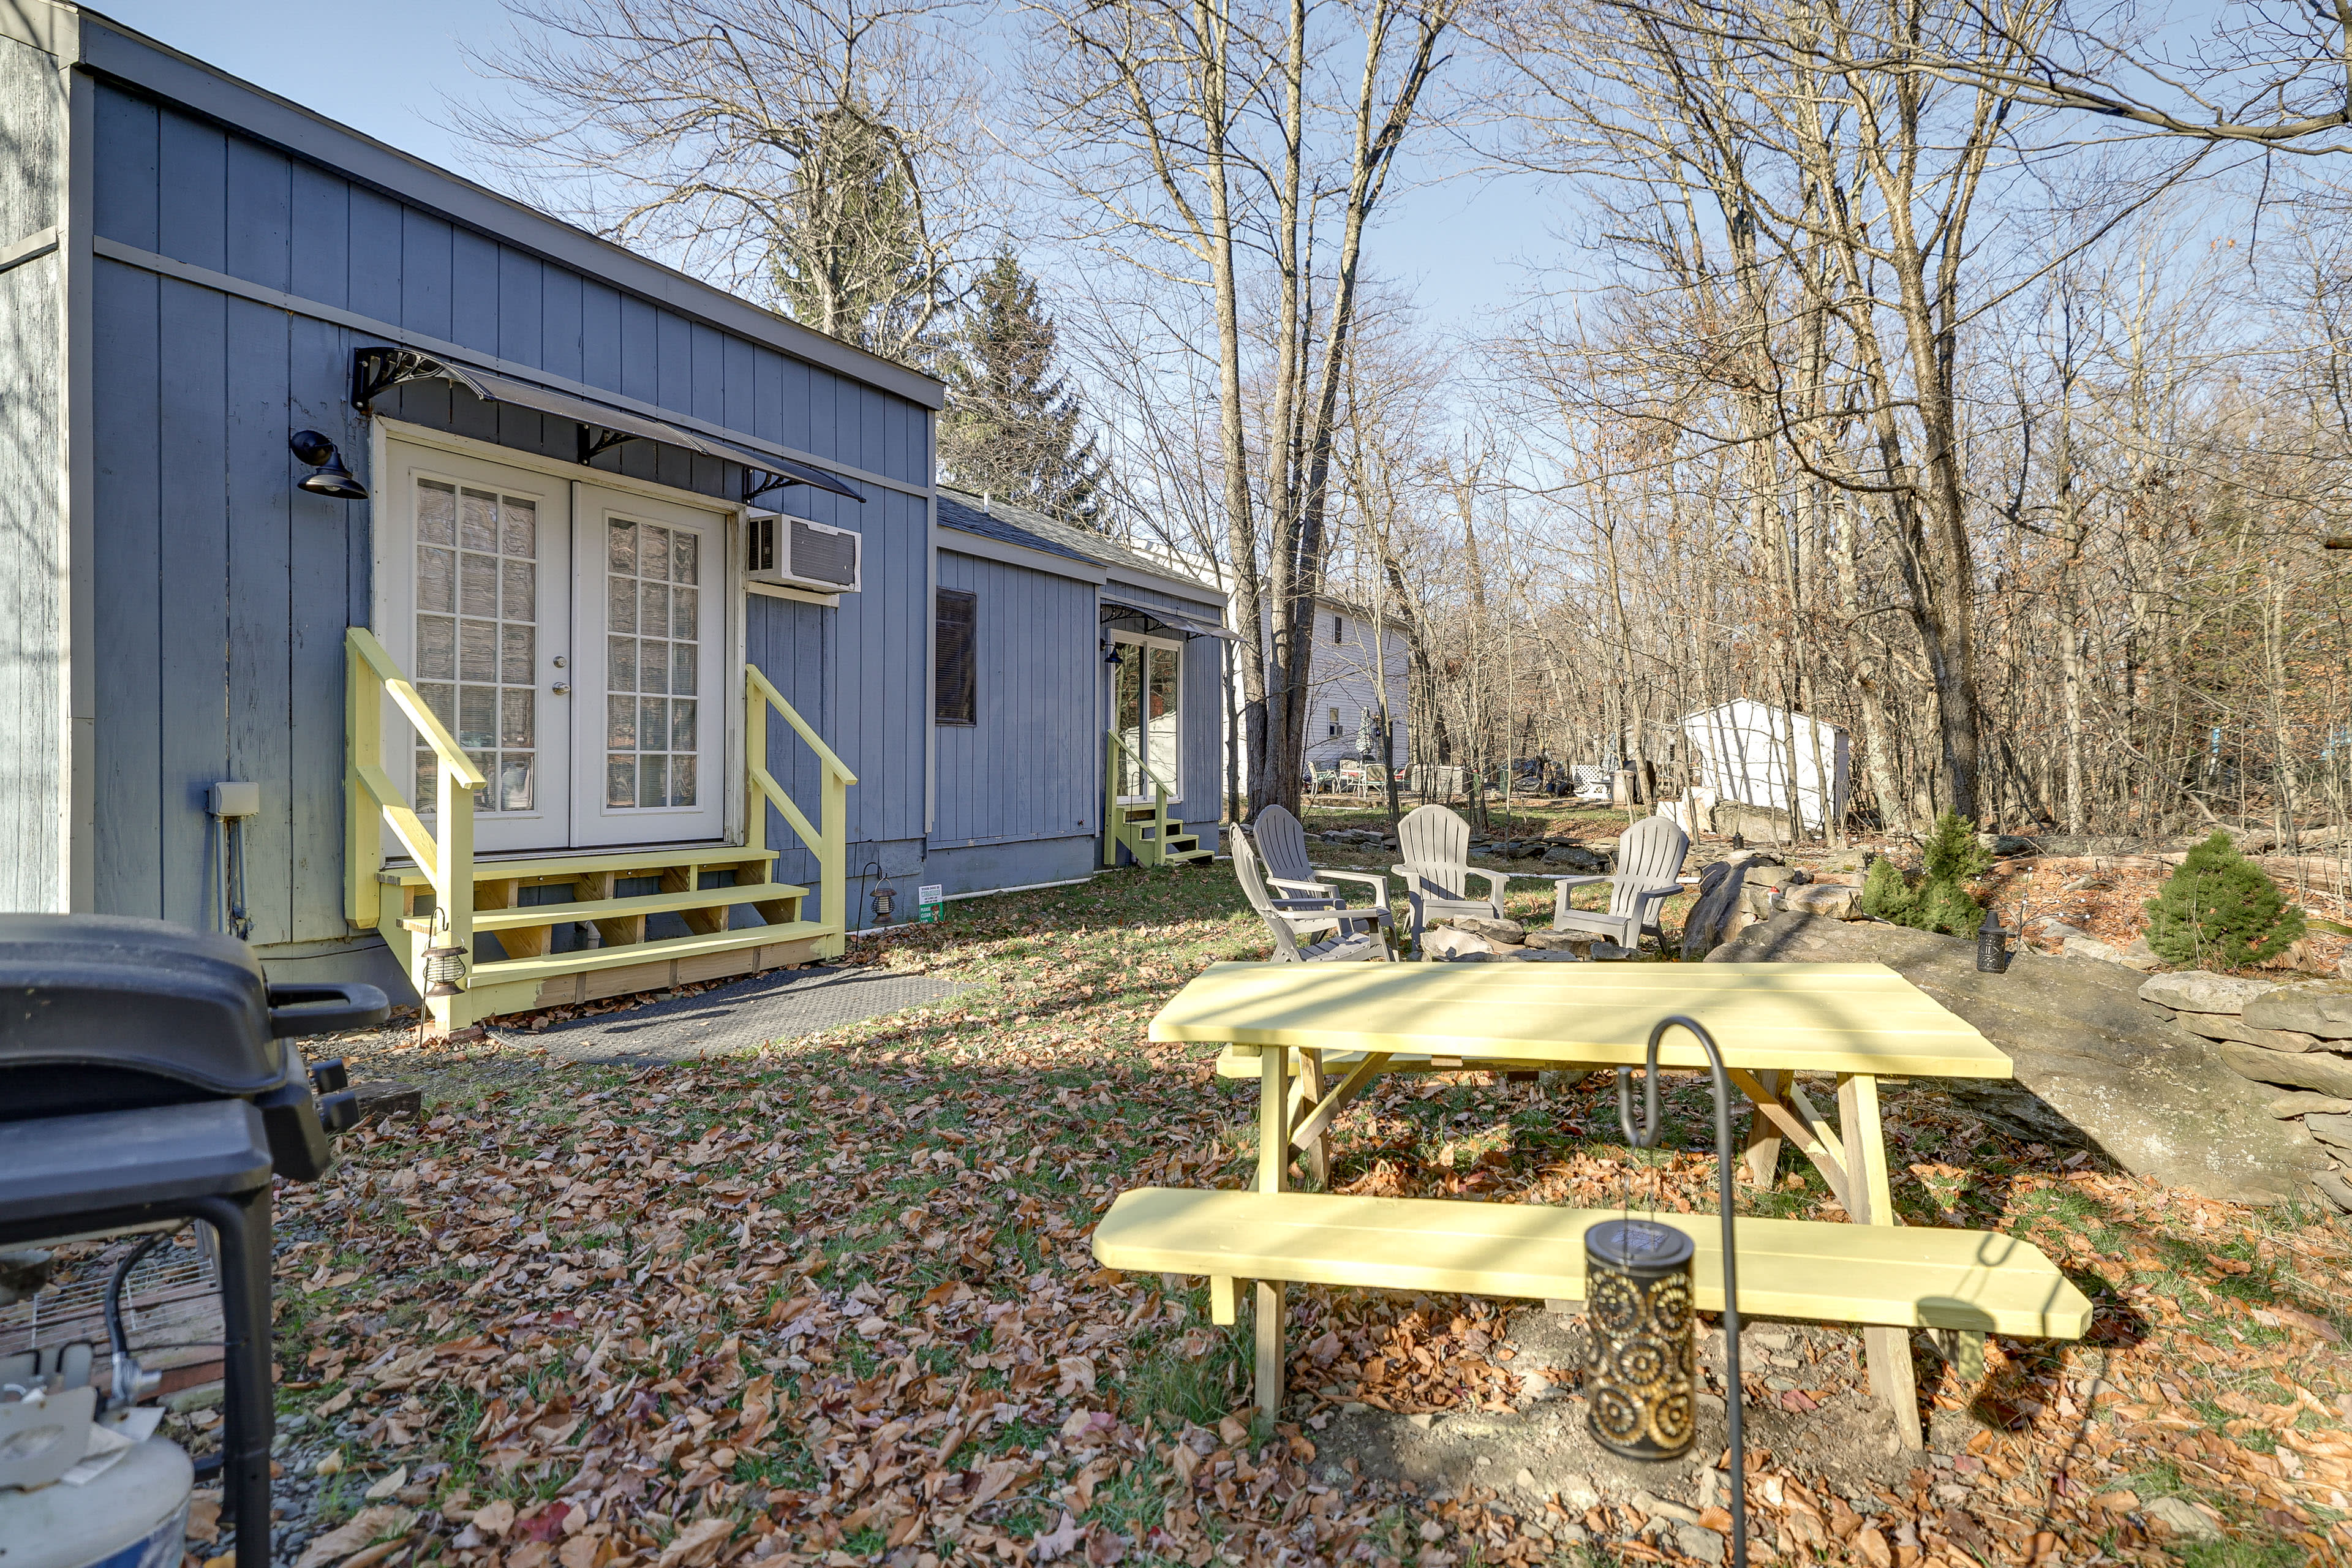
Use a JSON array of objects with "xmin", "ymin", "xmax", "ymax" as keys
[
  {"xmin": 937, "ymin": 252, "xmax": 1109, "ymax": 527},
  {"xmin": 2143, "ymin": 830, "xmax": 2307, "ymax": 968}
]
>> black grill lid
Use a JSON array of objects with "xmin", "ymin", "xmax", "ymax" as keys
[{"xmin": 0, "ymin": 914, "xmax": 283, "ymax": 1096}]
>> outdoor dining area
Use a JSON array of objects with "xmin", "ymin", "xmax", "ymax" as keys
[{"xmin": 1093, "ymin": 803, "xmax": 2094, "ymax": 1564}]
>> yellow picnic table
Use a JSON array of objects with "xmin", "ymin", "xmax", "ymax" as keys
[{"xmin": 1134, "ymin": 959, "xmax": 2043, "ymax": 1442}]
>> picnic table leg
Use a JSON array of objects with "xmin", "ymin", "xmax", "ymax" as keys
[
  {"xmin": 1741, "ymin": 1069, "xmax": 1787, "ymax": 1186},
  {"xmin": 1250, "ymin": 1043, "xmax": 1290, "ymax": 1417},
  {"xmin": 1255, "ymin": 1280, "xmax": 1286, "ymax": 1419},
  {"xmin": 1259, "ymin": 1046, "xmax": 1290, "ymax": 1195},
  {"xmin": 1839, "ymin": 1072, "xmax": 1921, "ymax": 1450},
  {"xmin": 1297, "ymin": 1049, "xmax": 1330, "ymax": 1189}
]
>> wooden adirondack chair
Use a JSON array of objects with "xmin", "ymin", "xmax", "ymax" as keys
[
  {"xmin": 1231, "ymin": 826, "xmax": 1395, "ymax": 963},
  {"xmin": 1390, "ymin": 804, "xmax": 1507, "ymax": 953},
  {"xmin": 1249, "ymin": 804, "xmax": 1395, "ymax": 914},
  {"xmin": 1548, "ymin": 812, "xmax": 1691, "ymax": 952}
]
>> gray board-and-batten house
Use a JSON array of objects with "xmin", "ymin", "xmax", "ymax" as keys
[{"xmin": 0, "ymin": 2, "xmax": 1229, "ymax": 1028}]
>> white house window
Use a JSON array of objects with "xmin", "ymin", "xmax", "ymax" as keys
[
  {"xmin": 1328, "ymin": 706, "xmax": 1342, "ymax": 737},
  {"xmin": 1332, "ymin": 614, "xmax": 1344, "ymax": 644},
  {"xmin": 604, "ymin": 518, "xmax": 701, "ymax": 809}
]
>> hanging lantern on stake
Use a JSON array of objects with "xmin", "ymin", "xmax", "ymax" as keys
[
  {"xmin": 1585, "ymin": 1215, "xmax": 1697, "ymax": 1458},
  {"xmin": 420, "ymin": 943, "xmax": 468, "ymax": 998},
  {"xmin": 1591, "ymin": 1015, "xmax": 1750, "ymax": 1567}
]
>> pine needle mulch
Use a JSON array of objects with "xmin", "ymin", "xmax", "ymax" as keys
[{"xmin": 255, "ymin": 867, "xmax": 2352, "ymax": 1568}]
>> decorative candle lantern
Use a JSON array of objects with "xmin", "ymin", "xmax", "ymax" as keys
[
  {"xmin": 1585, "ymin": 1216, "xmax": 1698, "ymax": 1459},
  {"xmin": 1975, "ymin": 905, "xmax": 2014, "ymax": 973}
]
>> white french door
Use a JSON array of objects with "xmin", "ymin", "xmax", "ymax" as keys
[
  {"xmin": 379, "ymin": 443, "xmax": 727, "ymax": 854},
  {"xmin": 570, "ymin": 484, "xmax": 726, "ymax": 846},
  {"xmin": 1110, "ymin": 631, "xmax": 1183, "ymax": 804},
  {"xmin": 379, "ymin": 445, "xmax": 573, "ymax": 854}
]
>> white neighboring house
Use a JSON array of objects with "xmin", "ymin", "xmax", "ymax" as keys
[
  {"xmin": 1226, "ymin": 599, "xmax": 1412, "ymax": 785},
  {"xmin": 1680, "ymin": 699, "xmax": 1850, "ymax": 831}
]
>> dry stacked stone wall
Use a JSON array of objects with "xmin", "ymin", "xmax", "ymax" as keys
[{"xmin": 2139, "ymin": 972, "xmax": 2352, "ymax": 1208}]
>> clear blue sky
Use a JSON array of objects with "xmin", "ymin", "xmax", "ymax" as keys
[{"xmin": 94, "ymin": 0, "xmax": 1557, "ymax": 334}]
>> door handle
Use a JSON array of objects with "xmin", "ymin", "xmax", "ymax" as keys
[{"xmin": 552, "ymin": 683, "xmax": 572, "ymax": 695}]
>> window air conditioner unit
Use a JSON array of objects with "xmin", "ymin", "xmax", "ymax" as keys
[{"xmin": 748, "ymin": 514, "xmax": 862, "ymax": 594}]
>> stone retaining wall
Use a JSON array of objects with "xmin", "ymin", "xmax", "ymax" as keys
[{"xmin": 2138, "ymin": 973, "xmax": 2352, "ymax": 1208}]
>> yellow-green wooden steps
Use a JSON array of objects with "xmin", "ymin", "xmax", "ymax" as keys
[
  {"xmin": 352, "ymin": 631, "xmax": 859, "ymax": 1031},
  {"xmin": 1111, "ymin": 804, "xmax": 1212, "ymax": 867},
  {"xmin": 377, "ymin": 843, "xmax": 829, "ymax": 1025}
]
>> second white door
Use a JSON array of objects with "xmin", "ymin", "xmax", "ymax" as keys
[{"xmin": 569, "ymin": 483, "xmax": 727, "ymax": 846}]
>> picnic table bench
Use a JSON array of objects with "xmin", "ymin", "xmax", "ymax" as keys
[{"xmin": 1093, "ymin": 962, "xmax": 2094, "ymax": 1446}]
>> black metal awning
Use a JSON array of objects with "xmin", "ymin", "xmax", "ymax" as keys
[
  {"xmin": 351, "ymin": 346, "xmax": 865, "ymax": 503},
  {"xmin": 1099, "ymin": 594, "xmax": 1235, "ymax": 641}
]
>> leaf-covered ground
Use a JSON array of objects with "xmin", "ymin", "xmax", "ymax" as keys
[{"xmin": 236, "ymin": 859, "xmax": 2352, "ymax": 1568}]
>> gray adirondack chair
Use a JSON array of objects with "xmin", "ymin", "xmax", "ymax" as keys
[
  {"xmin": 1548, "ymin": 813, "xmax": 1691, "ymax": 951},
  {"xmin": 1232, "ymin": 824, "xmax": 1395, "ymax": 963},
  {"xmin": 1249, "ymin": 804, "xmax": 1395, "ymax": 914},
  {"xmin": 1390, "ymin": 804, "xmax": 1506, "ymax": 953}
]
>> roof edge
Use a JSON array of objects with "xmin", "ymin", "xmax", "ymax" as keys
[{"xmin": 56, "ymin": 2, "xmax": 945, "ymax": 410}]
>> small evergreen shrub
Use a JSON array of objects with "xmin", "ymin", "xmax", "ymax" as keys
[
  {"xmin": 1859, "ymin": 813, "xmax": 1990, "ymax": 936},
  {"xmin": 2143, "ymin": 831, "xmax": 2306, "ymax": 968},
  {"xmin": 1860, "ymin": 854, "xmax": 1917, "ymax": 923}
]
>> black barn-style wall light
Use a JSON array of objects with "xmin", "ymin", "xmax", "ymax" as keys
[{"xmin": 290, "ymin": 430, "xmax": 368, "ymax": 500}]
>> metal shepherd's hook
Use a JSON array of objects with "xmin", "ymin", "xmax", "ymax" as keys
[{"xmin": 1617, "ymin": 1014, "xmax": 1747, "ymax": 1568}]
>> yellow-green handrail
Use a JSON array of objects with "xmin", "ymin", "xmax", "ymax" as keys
[
  {"xmin": 1105, "ymin": 728, "xmax": 1178, "ymax": 867},
  {"xmin": 346, "ymin": 627, "xmax": 484, "ymax": 1011},
  {"xmin": 745, "ymin": 664, "xmax": 858, "ymax": 957}
]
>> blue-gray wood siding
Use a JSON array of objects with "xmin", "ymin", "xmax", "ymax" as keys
[
  {"xmin": 744, "ymin": 488, "xmax": 929, "ymax": 921},
  {"xmin": 933, "ymin": 550, "xmax": 1098, "ymax": 849},
  {"xmin": 90, "ymin": 84, "xmax": 928, "ymax": 489},
  {"xmin": 86, "ymin": 81, "xmax": 935, "ymax": 946},
  {"xmin": 0, "ymin": 32, "xmax": 61, "ymax": 911}
]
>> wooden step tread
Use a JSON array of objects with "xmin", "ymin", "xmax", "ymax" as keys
[
  {"xmin": 1092, "ymin": 1188, "xmax": 2090, "ymax": 1338},
  {"xmin": 401, "ymin": 881, "xmax": 809, "ymax": 935},
  {"xmin": 470, "ymin": 921, "xmax": 833, "ymax": 986},
  {"xmin": 383, "ymin": 844, "xmax": 780, "ymax": 887}
]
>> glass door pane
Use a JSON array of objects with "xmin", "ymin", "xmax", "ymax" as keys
[
  {"xmin": 1146, "ymin": 644, "xmax": 1181, "ymax": 789},
  {"xmin": 415, "ymin": 481, "xmax": 542, "ymax": 814},
  {"xmin": 572, "ymin": 486, "xmax": 725, "ymax": 847}
]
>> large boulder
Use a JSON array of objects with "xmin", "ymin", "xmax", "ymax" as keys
[
  {"xmin": 1443, "ymin": 916, "xmax": 1527, "ymax": 945},
  {"xmin": 1779, "ymin": 884, "xmax": 1861, "ymax": 918},
  {"xmin": 1709, "ymin": 913, "xmax": 2332, "ymax": 1204},
  {"xmin": 1424, "ymin": 927, "xmax": 1507, "ymax": 962},
  {"xmin": 2137, "ymin": 971, "xmax": 2278, "ymax": 1016},
  {"xmin": 1680, "ymin": 856, "xmax": 1761, "ymax": 960},
  {"xmin": 2244, "ymin": 980, "xmax": 2352, "ymax": 1040}
]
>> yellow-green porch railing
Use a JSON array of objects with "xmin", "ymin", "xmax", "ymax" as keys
[
  {"xmin": 1106, "ymin": 729, "xmax": 1179, "ymax": 868},
  {"xmin": 746, "ymin": 663, "xmax": 858, "ymax": 959},
  {"xmin": 345, "ymin": 626, "xmax": 484, "ymax": 1022}
]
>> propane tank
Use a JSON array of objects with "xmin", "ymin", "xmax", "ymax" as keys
[{"xmin": 0, "ymin": 1434, "xmax": 194, "ymax": 1568}]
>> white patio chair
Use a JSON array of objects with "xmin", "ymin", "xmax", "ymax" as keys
[
  {"xmin": 1390, "ymin": 804, "xmax": 1506, "ymax": 954},
  {"xmin": 1231, "ymin": 825, "xmax": 1395, "ymax": 963},
  {"xmin": 1548, "ymin": 813, "xmax": 1691, "ymax": 952}
]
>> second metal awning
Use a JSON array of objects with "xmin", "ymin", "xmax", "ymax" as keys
[
  {"xmin": 351, "ymin": 345, "xmax": 864, "ymax": 502},
  {"xmin": 1099, "ymin": 594, "xmax": 1236, "ymax": 641}
]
